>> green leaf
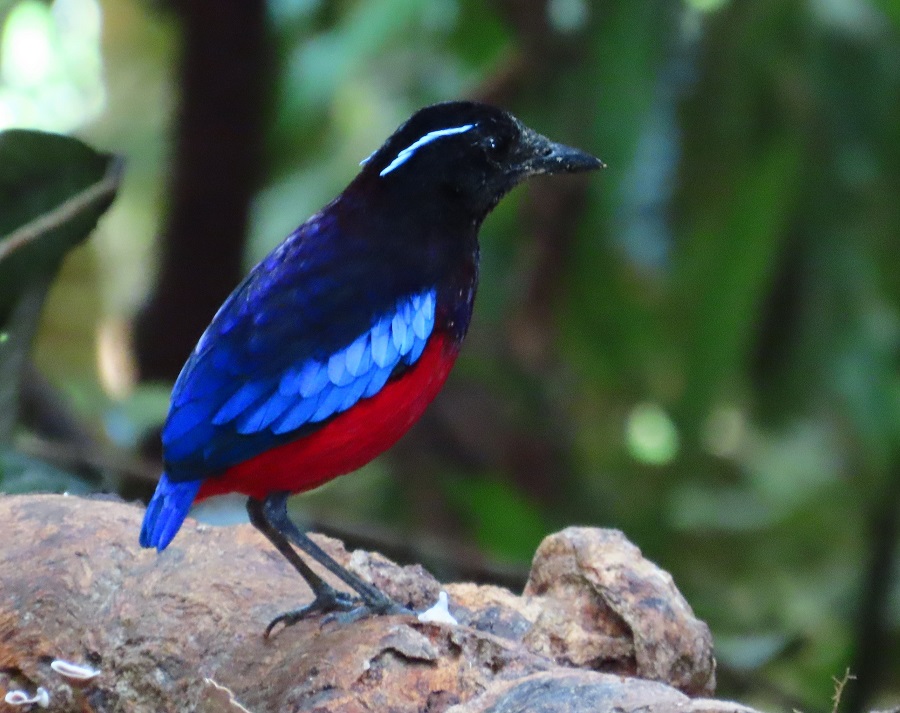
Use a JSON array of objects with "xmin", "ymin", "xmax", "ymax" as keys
[
  {"xmin": 676, "ymin": 138, "xmax": 802, "ymax": 434},
  {"xmin": 444, "ymin": 476, "xmax": 548, "ymax": 562},
  {"xmin": 0, "ymin": 130, "xmax": 123, "ymax": 442}
]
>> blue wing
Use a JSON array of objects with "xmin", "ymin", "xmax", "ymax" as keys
[
  {"xmin": 141, "ymin": 285, "xmax": 436, "ymax": 551},
  {"xmin": 161, "ymin": 244, "xmax": 437, "ymax": 481}
]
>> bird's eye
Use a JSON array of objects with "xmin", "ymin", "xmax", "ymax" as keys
[{"xmin": 485, "ymin": 134, "xmax": 510, "ymax": 159}]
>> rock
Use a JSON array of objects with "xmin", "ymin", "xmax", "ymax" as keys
[
  {"xmin": 0, "ymin": 494, "xmax": 747, "ymax": 713},
  {"xmin": 523, "ymin": 527, "xmax": 715, "ymax": 696}
]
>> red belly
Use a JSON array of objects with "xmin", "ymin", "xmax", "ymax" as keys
[{"xmin": 196, "ymin": 334, "xmax": 458, "ymax": 500}]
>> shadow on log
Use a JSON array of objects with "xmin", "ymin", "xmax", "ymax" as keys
[{"xmin": 0, "ymin": 495, "xmax": 758, "ymax": 713}]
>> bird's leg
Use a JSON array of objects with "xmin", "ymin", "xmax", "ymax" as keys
[
  {"xmin": 246, "ymin": 497, "xmax": 358, "ymax": 636},
  {"xmin": 261, "ymin": 492, "xmax": 409, "ymax": 620}
]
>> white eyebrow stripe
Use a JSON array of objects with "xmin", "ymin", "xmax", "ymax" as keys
[{"xmin": 379, "ymin": 123, "xmax": 475, "ymax": 177}]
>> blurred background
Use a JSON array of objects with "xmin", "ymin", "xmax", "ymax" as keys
[{"xmin": 1, "ymin": 0, "xmax": 899, "ymax": 709}]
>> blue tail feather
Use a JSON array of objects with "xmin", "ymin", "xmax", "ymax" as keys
[{"xmin": 139, "ymin": 474, "xmax": 202, "ymax": 551}]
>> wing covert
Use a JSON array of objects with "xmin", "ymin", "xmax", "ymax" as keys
[{"xmin": 162, "ymin": 288, "xmax": 437, "ymax": 479}]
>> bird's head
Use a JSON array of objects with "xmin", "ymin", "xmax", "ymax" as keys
[{"xmin": 357, "ymin": 101, "xmax": 604, "ymax": 222}]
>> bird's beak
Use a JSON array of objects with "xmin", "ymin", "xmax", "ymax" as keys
[{"xmin": 515, "ymin": 127, "xmax": 606, "ymax": 178}]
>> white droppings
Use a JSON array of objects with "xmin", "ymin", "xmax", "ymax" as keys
[
  {"xmin": 379, "ymin": 124, "xmax": 475, "ymax": 177},
  {"xmin": 417, "ymin": 591, "xmax": 458, "ymax": 625},
  {"xmin": 51, "ymin": 658, "xmax": 101, "ymax": 682},
  {"xmin": 4, "ymin": 687, "xmax": 50, "ymax": 707}
]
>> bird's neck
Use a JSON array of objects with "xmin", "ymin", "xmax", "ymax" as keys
[{"xmin": 335, "ymin": 184, "xmax": 481, "ymax": 345}]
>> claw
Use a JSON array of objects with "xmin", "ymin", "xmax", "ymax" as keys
[
  {"xmin": 372, "ymin": 599, "xmax": 412, "ymax": 616},
  {"xmin": 328, "ymin": 601, "xmax": 413, "ymax": 625},
  {"xmin": 264, "ymin": 585, "xmax": 414, "ymax": 637},
  {"xmin": 265, "ymin": 590, "xmax": 360, "ymax": 638},
  {"xmin": 362, "ymin": 591, "xmax": 402, "ymax": 614},
  {"xmin": 322, "ymin": 606, "xmax": 369, "ymax": 626}
]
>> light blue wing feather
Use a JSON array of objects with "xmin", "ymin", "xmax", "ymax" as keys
[{"xmin": 162, "ymin": 288, "xmax": 438, "ymax": 470}]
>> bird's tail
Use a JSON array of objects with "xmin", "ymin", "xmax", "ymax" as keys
[{"xmin": 139, "ymin": 473, "xmax": 202, "ymax": 551}]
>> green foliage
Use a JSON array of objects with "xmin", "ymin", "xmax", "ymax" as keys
[
  {"xmin": 0, "ymin": 128, "xmax": 121, "ymax": 481},
  {"xmin": 444, "ymin": 475, "xmax": 549, "ymax": 563},
  {"xmin": 677, "ymin": 139, "xmax": 802, "ymax": 432}
]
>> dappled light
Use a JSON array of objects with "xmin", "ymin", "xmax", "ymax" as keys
[{"xmin": 0, "ymin": 0, "xmax": 105, "ymax": 132}]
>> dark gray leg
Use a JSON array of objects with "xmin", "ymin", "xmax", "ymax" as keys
[
  {"xmin": 248, "ymin": 493, "xmax": 408, "ymax": 636},
  {"xmin": 247, "ymin": 496, "xmax": 356, "ymax": 636}
]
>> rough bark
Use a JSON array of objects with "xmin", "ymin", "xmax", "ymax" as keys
[{"xmin": 0, "ymin": 494, "xmax": 755, "ymax": 713}]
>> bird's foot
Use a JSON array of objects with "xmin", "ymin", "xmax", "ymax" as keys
[
  {"xmin": 323, "ymin": 594, "xmax": 413, "ymax": 626},
  {"xmin": 265, "ymin": 582, "xmax": 414, "ymax": 637},
  {"xmin": 265, "ymin": 588, "xmax": 359, "ymax": 638}
]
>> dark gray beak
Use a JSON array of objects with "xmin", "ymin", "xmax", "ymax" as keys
[{"xmin": 516, "ymin": 127, "xmax": 606, "ymax": 178}]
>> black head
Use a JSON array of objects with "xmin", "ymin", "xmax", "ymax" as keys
[{"xmin": 357, "ymin": 101, "xmax": 604, "ymax": 222}]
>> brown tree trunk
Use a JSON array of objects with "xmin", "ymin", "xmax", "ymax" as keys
[{"xmin": 133, "ymin": 0, "xmax": 269, "ymax": 383}]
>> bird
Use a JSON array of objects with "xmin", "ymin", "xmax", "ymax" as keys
[{"xmin": 139, "ymin": 100, "xmax": 603, "ymax": 635}]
